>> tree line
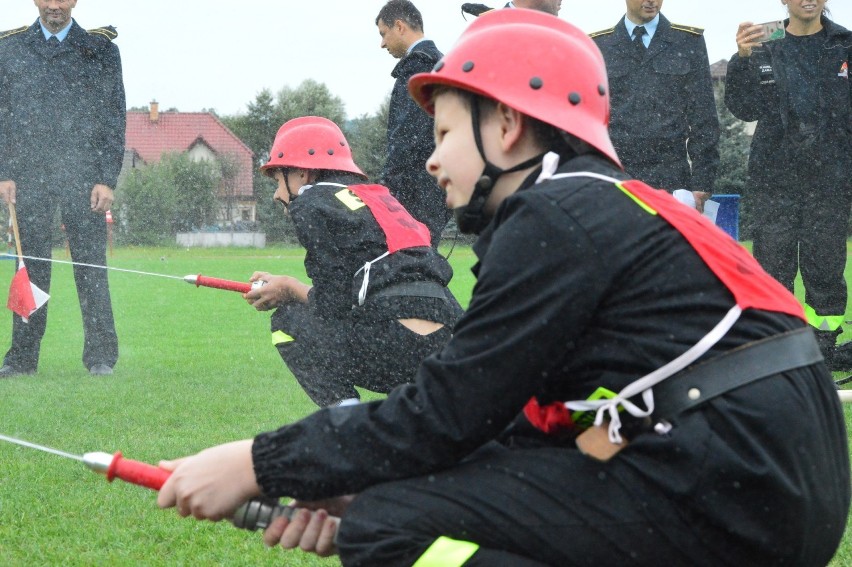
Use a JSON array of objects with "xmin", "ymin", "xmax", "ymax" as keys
[
  {"xmin": 113, "ymin": 79, "xmax": 389, "ymax": 245},
  {"xmin": 113, "ymin": 80, "xmax": 755, "ymax": 246}
]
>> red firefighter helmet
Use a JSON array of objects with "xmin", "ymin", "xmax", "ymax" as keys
[
  {"xmin": 260, "ymin": 116, "xmax": 366, "ymax": 178},
  {"xmin": 408, "ymin": 9, "xmax": 620, "ymax": 167}
]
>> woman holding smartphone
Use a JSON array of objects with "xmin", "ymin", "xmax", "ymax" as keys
[{"xmin": 725, "ymin": 0, "xmax": 852, "ymax": 372}]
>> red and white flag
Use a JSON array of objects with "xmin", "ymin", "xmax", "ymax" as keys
[{"xmin": 7, "ymin": 261, "xmax": 49, "ymax": 322}]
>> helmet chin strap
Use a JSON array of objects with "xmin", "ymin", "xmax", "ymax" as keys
[
  {"xmin": 275, "ymin": 169, "xmax": 302, "ymax": 210},
  {"xmin": 455, "ymin": 98, "xmax": 547, "ymax": 234}
]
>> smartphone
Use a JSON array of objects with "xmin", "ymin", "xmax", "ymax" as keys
[{"xmin": 755, "ymin": 20, "xmax": 785, "ymax": 43}]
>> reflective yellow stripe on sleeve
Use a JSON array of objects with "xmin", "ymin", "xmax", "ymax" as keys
[
  {"xmin": 412, "ymin": 537, "xmax": 479, "ymax": 567},
  {"xmin": 803, "ymin": 304, "xmax": 844, "ymax": 332},
  {"xmin": 271, "ymin": 330, "xmax": 294, "ymax": 346}
]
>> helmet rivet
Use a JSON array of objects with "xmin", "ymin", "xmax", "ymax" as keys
[
  {"xmin": 340, "ymin": 141, "xmax": 346, "ymax": 146},
  {"xmin": 277, "ymin": 152, "xmax": 284, "ymax": 158},
  {"xmin": 308, "ymin": 149, "xmax": 315, "ymax": 155},
  {"xmin": 434, "ymin": 60, "xmax": 445, "ymax": 72},
  {"xmin": 462, "ymin": 61, "xmax": 475, "ymax": 72},
  {"xmin": 598, "ymin": 85, "xmax": 606, "ymax": 96},
  {"xmin": 327, "ymin": 149, "xmax": 334, "ymax": 155},
  {"xmin": 529, "ymin": 77, "xmax": 543, "ymax": 90},
  {"xmin": 568, "ymin": 92, "xmax": 582, "ymax": 105}
]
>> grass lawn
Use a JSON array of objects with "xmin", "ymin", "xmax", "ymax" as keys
[
  {"xmin": 0, "ymin": 242, "xmax": 850, "ymax": 565},
  {"xmin": 0, "ymin": 244, "xmax": 476, "ymax": 566}
]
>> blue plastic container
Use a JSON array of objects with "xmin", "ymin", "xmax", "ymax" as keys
[{"xmin": 710, "ymin": 194, "xmax": 740, "ymax": 241}]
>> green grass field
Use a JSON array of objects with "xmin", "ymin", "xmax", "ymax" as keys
[
  {"xmin": 0, "ymin": 244, "xmax": 850, "ymax": 565},
  {"xmin": 0, "ymin": 245, "xmax": 476, "ymax": 566}
]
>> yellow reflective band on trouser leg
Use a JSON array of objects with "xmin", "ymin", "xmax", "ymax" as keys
[
  {"xmin": 271, "ymin": 330, "xmax": 294, "ymax": 346},
  {"xmin": 803, "ymin": 304, "xmax": 844, "ymax": 332},
  {"xmin": 412, "ymin": 536, "xmax": 480, "ymax": 567}
]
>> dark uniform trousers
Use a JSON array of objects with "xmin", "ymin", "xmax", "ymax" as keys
[
  {"xmin": 337, "ymin": 365, "xmax": 848, "ymax": 566},
  {"xmin": 272, "ymin": 302, "xmax": 452, "ymax": 407},
  {"xmin": 751, "ymin": 175, "xmax": 852, "ymax": 323},
  {"xmin": 5, "ymin": 180, "xmax": 118, "ymax": 372}
]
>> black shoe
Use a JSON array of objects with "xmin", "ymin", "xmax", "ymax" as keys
[
  {"xmin": 0, "ymin": 365, "xmax": 35, "ymax": 378},
  {"xmin": 832, "ymin": 342, "xmax": 852, "ymax": 372},
  {"xmin": 89, "ymin": 364, "xmax": 113, "ymax": 376}
]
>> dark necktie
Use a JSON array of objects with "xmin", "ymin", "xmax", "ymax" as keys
[
  {"xmin": 633, "ymin": 26, "xmax": 647, "ymax": 59},
  {"xmin": 47, "ymin": 35, "xmax": 60, "ymax": 48}
]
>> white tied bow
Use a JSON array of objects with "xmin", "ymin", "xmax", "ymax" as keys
[{"xmin": 356, "ymin": 251, "xmax": 391, "ymax": 306}]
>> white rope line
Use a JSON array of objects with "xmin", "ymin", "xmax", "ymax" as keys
[{"xmin": 1, "ymin": 253, "xmax": 183, "ymax": 280}]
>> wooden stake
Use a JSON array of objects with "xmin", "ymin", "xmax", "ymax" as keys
[{"xmin": 8, "ymin": 202, "xmax": 23, "ymax": 263}]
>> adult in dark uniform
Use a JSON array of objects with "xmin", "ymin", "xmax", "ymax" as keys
[
  {"xmin": 0, "ymin": 0, "xmax": 125, "ymax": 377},
  {"xmin": 726, "ymin": 1, "xmax": 852, "ymax": 370},
  {"xmin": 157, "ymin": 12, "xmax": 848, "ymax": 566},
  {"xmin": 591, "ymin": 0, "xmax": 719, "ymax": 212},
  {"xmin": 245, "ymin": 117, "xmax": 461, "ymax": 407},
  {"xmin": 376, "ymin": 0, "xmax": 449, "ymax": 247}
]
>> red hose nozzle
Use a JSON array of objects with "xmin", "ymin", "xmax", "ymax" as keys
[
  {"xmin": 83, "ymin": 451, "xmax": 170, "ymax": 491},
  {"xmin": 184, "ymin": 274, "xmax": 252, "ymax": 294}
]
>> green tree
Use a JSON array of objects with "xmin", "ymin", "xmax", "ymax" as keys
[
  {"xmin": 227, "ymin": 80, "xmax": 348, "ymax": 243},
  {"xmin": 115, "ymin": 153, "xmax": 220, "ymax": 245},
  {"xmin": 712, "ymin": 84, "xmax": 753, "ymax": 238},
  {"xmin": 346, "ymin": 95, "xmax": 390, "ymax": 183},
  {"xmin": 223, "ymin": 89, "xmax": 291, "ymax": 240},
  {"xmin": 276, "ymin": 79, "xmax": 346, "ymax": 125},
  {"xmin": 215, "ymin": 154, "xmax": 243, "ymax": 229},
  {"xmin": 222, "ymin": 89, "xmax": 279, "ymax": 164},
  {"xmin": 222, "ymin": 80, "xmax": 393, "ymax": 243}
]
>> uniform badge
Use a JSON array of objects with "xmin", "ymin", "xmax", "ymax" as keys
[
  {"xmin": 759, "ymin": 64, "xmax": 775, "ymax": 85},
  {"xmin": 839, "ymin": 61, "xmax": 849, "ymax": 79}
]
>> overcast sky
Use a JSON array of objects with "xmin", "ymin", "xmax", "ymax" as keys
[{"xmin": 4, "ymin": 1, "xmax": 851, "ymax": 118}]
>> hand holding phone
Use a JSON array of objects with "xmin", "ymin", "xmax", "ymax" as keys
[
  {"xmin": 755, "ymin": 20, "xmax": 785, "ymax": 43},
  {"xmin": 737, "ymin": 20, "xmax": 785, "ymax": 58}
]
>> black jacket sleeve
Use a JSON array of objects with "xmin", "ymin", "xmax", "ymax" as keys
[
  {"xmin": 95, "ymin": 38, "xmax": 126, "ymax": 189},
  {"xmin": 0, "ymin": 32, "xmax": 18, "ymax": 182},
  {"xmin": 724, "ymin": 53, "xmax": 765, "ymax": 123},
  {"xmin": 381, "ymin": 48, "xmax": 441, "ymax": 184},
  {"xmin": 685, "ymin": 34, "xmax": 720, "ymax": 192}
]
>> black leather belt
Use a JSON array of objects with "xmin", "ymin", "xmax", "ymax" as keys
[
  {"xmin": 652, "ymin": 327, "xmax": 823, "ymax": 419},
  {"xmin": 373, "ymin": 282, "xmax": 449, "ymax": 301}
]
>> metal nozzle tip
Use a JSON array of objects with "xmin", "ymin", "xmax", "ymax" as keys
[
  {"xmin": 82, "ymin": 452, "xmax": 114, "ymax": 475},
  {"xmin": 184, "ymin": 275, "xmax": 198, "ymax": 285}
]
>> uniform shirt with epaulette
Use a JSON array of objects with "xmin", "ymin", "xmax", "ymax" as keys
[
  {"xmin": 591, "ymin": 14, "xmax": 720, "ymax": 193},
  {"xmin": 0, "ymin": 20, "xmax": 125, "ymax": 190}
]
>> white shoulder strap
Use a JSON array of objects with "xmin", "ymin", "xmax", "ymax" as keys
[{"xmin": 535, "ymin": 152, "xmax": 622, "ymax": 186}]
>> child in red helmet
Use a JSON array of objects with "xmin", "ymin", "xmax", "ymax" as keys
[
  {"xmin": 243, "ymin": 116, "xmax": 462, "ymax": 407},
  {"xmin": 159, "ymin": 11, "xmax": 849, "ymax": 566}
]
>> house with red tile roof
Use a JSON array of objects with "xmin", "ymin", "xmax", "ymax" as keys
[{"xmin": 120, "ymin": 102, "xmax": 257, "ymax": 224}]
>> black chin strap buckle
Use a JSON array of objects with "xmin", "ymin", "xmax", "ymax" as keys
[{"xmin": 476, "ymin": 175, "xmax": 493, "ymax": 190}]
